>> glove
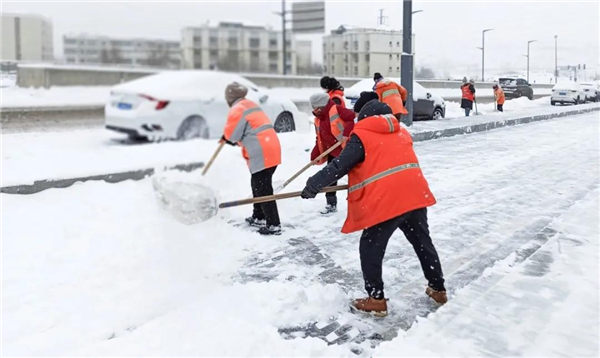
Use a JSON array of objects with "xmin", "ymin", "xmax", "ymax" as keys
[
  {"xmin": 221, "ymin": 135, "xmax": 237, "ymax": 146},
  {"xmin": 301, "ymin": 182, "xmax": 319, "ymax": 199}
]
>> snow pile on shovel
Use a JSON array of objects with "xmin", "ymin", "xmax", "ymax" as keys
[{"xmin": 152, "ymin": 170, "xmax": 218, "ymax": 224}]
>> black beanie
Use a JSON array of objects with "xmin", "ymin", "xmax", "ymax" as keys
[
  {"xmin": 320, "ymin": 76, "xmax": 330, "ymax": 89},
  {"xmin": 353, "ymin": 91, "xmax": 379, "ymax": 113},
  {"xmin": 373, "ymin": 72, "xmax": 383, "ymax": 81},
  {"xmin": 357, "ymin": 99, "xmax": 392, "ymax": 121}
]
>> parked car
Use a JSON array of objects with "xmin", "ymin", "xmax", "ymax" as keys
[
  {"xmin": 498, "ymin": 77, "xmax": 534, "ymax": 100},
  {"xmin": 344, "ymin": 79, "xmax": 446, "ymax": 120},
  {"xmin": 105, "ymin": 71, "xmax": 300, "ymax": 141},
  {"xmin": 550, "ymin": 82, "xmax": 586, "ymax": 105},
  {"xmin": 580, "ymin": 83, "xmax": 599, "ymax": 102}
]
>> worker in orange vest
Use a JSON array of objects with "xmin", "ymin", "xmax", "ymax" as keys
[
  {"xmin": 460, "ymin": 77, "xmax": 476, "ymax": 116},
  {"xmin": 493, "ymin": 84, "xmax": 505, "ymax": 112},
  {"xmin": 320, "ymin": 76, "xmax": 346, "ymax": 107},
  {"xmin": 373, "ymin": 72, "xmax": 408, "ymax": 122},
  {"xmin": 309, "ymin": 92, "xmax": 355, "ymax": 214},
  {"xmin": 222, "ymin": 82, "xmax": 282, "ymax": 235},
  {"xmin": 301, "ymin": 98, "xmax": 447, "ymax": 317}
]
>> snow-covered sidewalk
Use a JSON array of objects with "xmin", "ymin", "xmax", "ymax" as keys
[{"xmin": 2, "ymin": 112, "xmax": 598, "ymax": 356}]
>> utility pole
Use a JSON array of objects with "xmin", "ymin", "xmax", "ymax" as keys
[
  {"xmin": 282, "ymin": 0, "xmax": 287, "ymax": 75},
  {"xmin": 401, "ymin": 0, "xmax": 413, "ymax": 126},
  {"xmin": 554, "ymin": 35, "xmax": 558, "ymax": 83},
  {"xmin": 526, "ymin": 40, "xmax": 536, "ymax": 83},
  {"xmin": 481, "ymin": 29, "xmax": 493, "ymax": 81}
]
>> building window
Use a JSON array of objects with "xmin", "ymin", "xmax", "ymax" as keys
[
  {"xmin": 269, "ymin": 63, "xmax": 278, "ymax": 72},
  {"xmin": 354, "ymin": 66, "xmax": 358, "ymax": 76},
  {"xmin": 389, "ymin": 41, "xmax": 392, "ymax": 47},
  {"xmin": 193, "ymin": 36, "xmax": 202, "ymax": 46},
  {"xmin": 251, "ymin": 51, "xmax": 259, "ymax": 59},
  {"xmin": 210, "ymin": 37, "xmax": 218, "ymax": 47},
  {"xmin": 365, "ymin": 54, "xmax": 370, "ymax": 61},
  {"xmin": 353, "ymin": 41, "xmax": 359, "ymax": 50},
  {"xmin": 345, "ymin": 66, "xmax": 348, "ymax": 73},
  {"xmin": 332, "ymin": 65, "xmax": 335, "ymax": 72},
  {"xmin": 269, "ymin": 51, "xmax": 278, "ymax": 60},
  {"xmin": 323, "ymin": 66, "xmax": 327, "ymax": 72},
  {"xmin": 396, "ymin": 41, "xmax": 400, "ymax": 47},
  {"xmin": 344, "ymin": 54, "xmax": 348, "ymax": 62},
  {"xmin": 389, "ymin": 54, "xmax": 392, "ymax": 60},
  {"xmin": 228, "ymin": 37, "xmax": 238, "ymax": 48},
  {"xmin": 365, "ymin": 41, "xmax": 370, "ymax": 51},
  {"xmin": 269, "ymin": 39, "xmax": 277, "ymax": 47},
  {"xmin": 388, "ymin": 66, "xmax": 392, "ymax": 72},
  {"xmin": 396, "ymin": 66, "xmax": 400, "ymax": 71},
  {"xmin": 249, "ymin": 38, "xmax": 260, "ymax": 48},
  {"xmin": 397, "ymin": 54, "xmax": 400, "ymax": 59},
  {"xmin": 343, "ymin": 41, "xmax": 348, "ymax": 50}
]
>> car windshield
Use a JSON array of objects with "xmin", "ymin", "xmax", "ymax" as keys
[{"xmin": 499, "ymin": 78, "xmax": 517, "ymax": 86}]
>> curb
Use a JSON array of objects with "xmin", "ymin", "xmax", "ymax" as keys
[
  {"xmin": 412, "ymin": 106, "xmax": 600, "ymax": 142},
  {"xmin": 1, "ymin": 162, "xmax": 204, "ymax": 195}
]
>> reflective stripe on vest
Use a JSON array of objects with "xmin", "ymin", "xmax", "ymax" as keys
[
  {"xmin": 348, "ymin": 163, "xmax": 420, "ymax": 193},
  {"xmin": 382, "ymin": 114, "xmax": 396, "ymax": 133},
  {"xmin": 382, "ymin": 88, "xmax": 400, "ymax": 98},
  {"xmin": 329, "ymin": 111, "xmax": 345, "ymax": 141}
]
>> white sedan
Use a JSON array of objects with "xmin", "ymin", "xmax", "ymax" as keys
[
  {"xmin": 551, "ymin": 82, "xmax": 586, "ymax": 105},
  {"xmin": 105, "ymin": 71, "xmax": 300, "ymax": 140},
  {"xmin": 344, "ymin": 79, "xmax": 446, "ymax": 120}
]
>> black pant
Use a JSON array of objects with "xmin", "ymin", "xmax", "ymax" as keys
[
  {"xmin": 497, "ymin": 104, "xmax": 503, "ymax": 112},
  {"xmin": 325, "ymin": 156, "xmax": 337, "ymax": 207},
  {"xmin": 251, "ymin": 166, "xmax": 280, "ymax": 226},
  {"xmin": 359, "ymin": 208, "xmax": 445, "ymax": 299}
]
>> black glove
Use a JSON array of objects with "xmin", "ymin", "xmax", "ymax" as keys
[
  {"xmin": 301, "ymin": 182, "xmax": 319, "ymax": 199},
  {"xmin": 221, "ymin": 135, "xmax": 237, "ymax": 146}
]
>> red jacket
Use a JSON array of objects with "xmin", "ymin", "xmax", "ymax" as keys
[{"xmin": 311, "ymin": 100, "xmax": 355, "ymax": 160}]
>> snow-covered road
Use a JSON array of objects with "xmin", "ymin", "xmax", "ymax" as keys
[{"xmin": 2, "ymin": 112, "xmax": 599, "ymax": 356}]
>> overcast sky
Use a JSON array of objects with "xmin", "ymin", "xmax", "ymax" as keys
[{"xmin": 3, "ymin": 0, "xmax": 599, "ymax": 79}]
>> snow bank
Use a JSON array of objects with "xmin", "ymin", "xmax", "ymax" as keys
[{"xmin": 0, "ymin": 86, "xmax": 111, "ymax": 108}]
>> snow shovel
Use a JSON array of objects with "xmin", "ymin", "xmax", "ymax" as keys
[
  {"xmin": 275, "ymin": 140, "xmax": 344, "ymax": 193},
  {"xmin": 201, "ymin": 141, "xmax": 225, "ymax": 176},
  {"xmin": 219, "ymin": 184, "xmax": 348, "ymax": 209}
]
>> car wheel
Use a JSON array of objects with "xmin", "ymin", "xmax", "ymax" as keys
[
  {"xmin": 177, "ymin": 116, "xmax": 209, "ymax": 140},
  {"xmin": 551, "ymin": 101, "xmax": 555, "ymax": 106},
  {"xmin": 515, "ymin": 91, "xmax": 522, "ymax": 98},
  {"xmin": 274, "ymin": 111, "xmax": 295, "ymax": 133},
  {"xmin": 432, "ymin": 107, "xmax": 444, "ymax": 120},
  {"xmin": 527, "ymin": 93, "xmax": 533, "ymax": 100}
]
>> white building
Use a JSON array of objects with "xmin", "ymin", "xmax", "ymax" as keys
[
  {"xmin": 295, "ymin": 40, "xmax": 313, "ymax": 75},
  {"xmin": 181, "ymin": 22, "xmax": 296, "ymax": 74},
  {"xmin": 323, "ymin": 26, "xmax": 412, "ymax": 78},
  {"xmin": 1, "ymin": 13, "xmax": 53, "ymax": 62},
  {"xmin": 63, "ymin": 34, "xmax": 181, "ymax": 68}
]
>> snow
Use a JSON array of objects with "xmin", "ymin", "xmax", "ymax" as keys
[
  {"xmin": 2, "ymin": 111, "xmax": 599, "ymax": 356},
  {"xmin": 0, "ymin": 85, "xmax": 111, "ymax": 108}
]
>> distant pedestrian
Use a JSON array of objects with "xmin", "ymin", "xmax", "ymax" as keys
[
  {"xmin": 222, "ymin": 82, "xmax": 282, "ymax": 235},
  {"xmin": 308, "ymin": 92, "xmax": 355, "ymax": 214},
  {"xmin": 493, "ymin": 84, "xmax": 505, "ymax": 112},
  {"xmin": 460, "ymin": 77, "xmax": 476, "ymax": 116},
  {"xmin": 320, "ymin": 76, "xmax": 346, "ymax": 107},
  {"xmin": 373, "ymin": 72, "xmax": 408, "ymax": 122}
]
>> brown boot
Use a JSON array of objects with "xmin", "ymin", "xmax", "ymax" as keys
[
  {"xmin": 425, "ymin": 287, "xmax": 448, "ymax": 304},
  {"xmin": 351, "ymin": 297, "xmax": 388, "ymax": 317}
]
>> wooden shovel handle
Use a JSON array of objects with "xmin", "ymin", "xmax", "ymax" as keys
[
  {"xmin": 202, "ymin": 141, "xmax": 225, "ymax": 176},
  {"xmin": 219, "ymin": 184, "xmax": 348, "ymax": 209},
  {"xmin": 278, "ymin": 140, "xmax": 344, "ymax": 191}
]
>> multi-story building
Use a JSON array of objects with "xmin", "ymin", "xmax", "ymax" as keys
[
  {"xmin": 181, "ymin": 22, "xmax": 296, "ymax": 74},
  {"xmin": 323, "ymin": 26, "xmax": 412, "ymax": 78},
  {"xmin": 63, "ymin": 34, "xmax": 181, "ymax": 68},
  {"xmin": 1, "ymin": 13, "xmax": 53, "ymax": 62},
  {"xmin": 295, "ymin": 40, "xmax": 313, "ymax": 75}
]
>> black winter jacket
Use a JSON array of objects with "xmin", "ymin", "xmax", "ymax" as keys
[{"xmin": 305, "ymin": 100, "xmax": 392, "ymax": 193}]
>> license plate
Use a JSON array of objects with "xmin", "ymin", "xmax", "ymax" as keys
[
  {"xmin": 118, "ymin": 102, "xmax": 132, "ymax": 110},
  {"xmin": 559, "ymin": 92, "xmax": 566, "ymax": 96}
]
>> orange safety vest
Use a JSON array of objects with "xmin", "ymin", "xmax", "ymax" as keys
[
  {"xmin": 224, "ymin": 98, "xmax": 281, "ymax": 174},
  {"xmin": 374, "ymin": 80, "xmax": 408, "ymax": 115},
  {"xmin": 328, "ymin": 105, "xmax": 347, "ymax": 144},
  {"xmin": 494, "ymin": 87, "xmax": 505, "ymax": 105},
  {"xmin": 341, "ymin": 114, "xmax": 436, "ymax": 233},
  {"xmin": 313, "ymin": 117, "xmax": 326, "ymax": 165},
  {"xmin": 461, "ymin": 84, "xmax": 474, "ymax": 101},
  {"xmin": 328, "ymin": 89, "xmax": 346, "ymax": 108}
]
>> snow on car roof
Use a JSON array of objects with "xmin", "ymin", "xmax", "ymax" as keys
[{"xmin": 110, "ymin": 70, "xmax": 259, "ymax": 100}]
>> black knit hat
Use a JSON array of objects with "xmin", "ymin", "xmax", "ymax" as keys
[
  {"xmin": 320, "ymin": 76, "xmax": 330, "ymax": 89},
  {"xmin": 373, "ymin": 72, "xmax": 383, "ymax": 81},
  {"xmin": 353, "ymin": 91, "xmax": 379, "ymax": 113}
]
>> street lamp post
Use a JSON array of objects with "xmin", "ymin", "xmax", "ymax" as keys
[
  {"xmin": 526, "ymin": 40, "xmax": 537, "ymax": 82},
  {"xmin": 554, "ymin": 35, "xmax": 558, "ymax": 83},
  {"xmin": 481, "ymin": 29, "xmax": 493, "ymax": 81},
  {"xmin": 401, "ymin": 0, "xmax": 415, "ymax": 126}
]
